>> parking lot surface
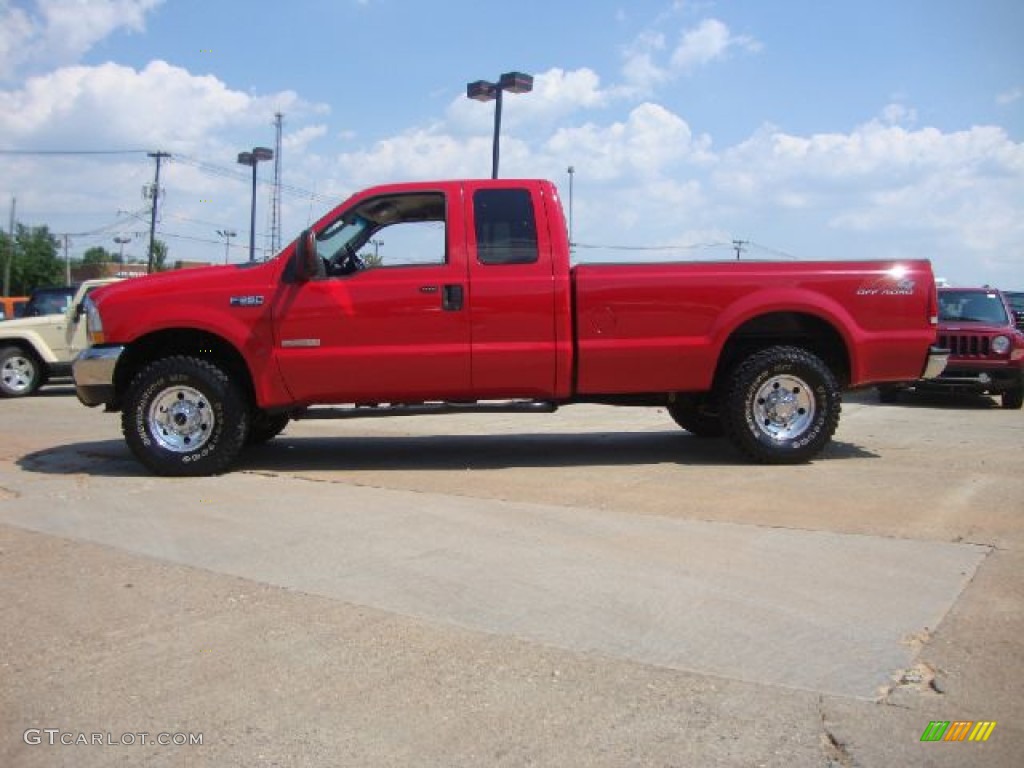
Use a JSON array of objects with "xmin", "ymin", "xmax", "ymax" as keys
[{"xmin": 1, "ymin": 386, "xmax": 1021, "ymax": 766}]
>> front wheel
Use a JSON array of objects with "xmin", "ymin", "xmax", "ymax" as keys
[
  {"xmin": 122, "ymin": 356, "xmax": 249, "ymax": 476},
  {"xmin": 1002, "ymin": 386, "xmax": 1023, "ymax": 410},
  {"xmin": 721, "ymin": 346, "xmax": 841, "ymax": 464}
]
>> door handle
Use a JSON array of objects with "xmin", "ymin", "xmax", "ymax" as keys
[{"xmin": 442, "ymin": 284, "xmax": 464, "ymax": 311}]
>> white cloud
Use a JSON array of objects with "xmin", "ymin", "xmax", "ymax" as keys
[
  {"xmin": 996, "ymin": 87, "xmax": 1022, "ymax": 106},
  {"xmin": 0, "ymin": 60, "xmax": 323, "ymax": 150},
  {"xmin": 283, "ymin": 124, "xmax": 328, "ymax": 152},
  {"xmin": 621, "ymin": 17, "xmax": 760, "ymax": 93},
  {"xmin": 671, "ymin": 18, "xmax": 758, "ymax": 72},
  {"xmin": 543, "ymin": 103, "xmax": 712, "ymax": 181},
  {"xmin": 704, "ymin": 115, "xmax": 1024, "ymax": 283},
  {"xmin": 0, "ymin": 0, "xmax": 164, "ymax": 80}
]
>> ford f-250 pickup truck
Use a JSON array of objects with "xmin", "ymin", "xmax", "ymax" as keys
[{"xmin": 72, "ymin": 179, "xmax": 946, "ymax": 476}]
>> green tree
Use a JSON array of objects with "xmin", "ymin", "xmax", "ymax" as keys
[
  {"xmin": 150, "ymin": 239, "xmax": 168, "ymax": 272},
  {"xmin": 82, "ymin": 246, "xmax": 113, "ymax": 265},
  {"xmin": 4, "ymin": 224, "xmax": 63, "ymax": 294}
]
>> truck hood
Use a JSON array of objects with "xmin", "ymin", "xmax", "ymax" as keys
[{"xmin": 92, "ymin": 261, "xmax": 277, "ymax": 305}]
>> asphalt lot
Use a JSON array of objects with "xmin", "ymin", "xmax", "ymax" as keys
[{"xmin": 1, "ymin": 385, "xmax": 1021, "ymax": 767}]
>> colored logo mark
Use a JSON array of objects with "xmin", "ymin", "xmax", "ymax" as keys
[{"xmin": 920, "ymin": 721, "xmax": 996, "ymax": 742}]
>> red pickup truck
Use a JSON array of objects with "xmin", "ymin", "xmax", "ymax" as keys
[{"xmin": 73, "ymin": 179, "xmax": 946, "ymax": 476}]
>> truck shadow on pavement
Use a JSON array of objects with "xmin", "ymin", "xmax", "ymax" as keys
[{"xmin": 18, "ymin": 431, "xmax": 877, "ymax": 478}]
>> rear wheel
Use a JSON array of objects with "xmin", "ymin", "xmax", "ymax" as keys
[
  {"xmin": 721, "ymin": 346, "xmax": 841, "ymax": 464},
  {"xmin": 122, "ymin": 356, "xmax": 249, "ymax": 476},
  {"xmin": 0, "ymin": 346, "xmax": 42, "ymax": 397}
]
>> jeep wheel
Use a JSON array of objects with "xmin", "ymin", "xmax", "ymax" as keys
[
  {"xmin": 1002, "ymin": 386, "xmax": 1023, "ymax": 410},
  {"xmin": 122, "ymin": 356, "xmax": 249, "ymax": 476},
  {"xmin": 0, "ymin": 346, "xmax": 42, "ymax": 398},
  {"xmin": 722, "ymin": 346, "xmax": 841, "ymax": 464}
]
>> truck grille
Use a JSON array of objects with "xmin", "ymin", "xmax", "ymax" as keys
[{"xmin": 939, "ymin": 333, "xmax": 991, "ymax": 357}]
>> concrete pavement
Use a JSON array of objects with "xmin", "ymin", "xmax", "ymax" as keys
[{"xmin": 1, "ymin": 387, "xmax": 1021, "ymax": 766}]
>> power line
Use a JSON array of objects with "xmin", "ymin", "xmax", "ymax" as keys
[
  {"xmin": 0, "ymin": 149, "xmax": 153, "ymax": 156},
  {"xmin": 573, "ymin": 242, "xmax": 730, "ymax": 251}
]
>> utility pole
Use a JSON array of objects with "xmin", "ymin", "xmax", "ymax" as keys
[
  {"xmin": 63, "ymin": 234, "xmax": 70, "ymax": 284},
  {"xmin": 732, "ymin": 239, "xmax": 749, "ymax": 260},
  {"xmin": 3, "ymin": 196, "xmax": 14, "ymax": 296},
  {"xmin": 146, "ymin": 151, "xmax": 170, "ymax": 273}
]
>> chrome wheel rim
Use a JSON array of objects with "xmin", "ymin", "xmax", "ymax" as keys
[
  {"xmin": 752, "ymin": 374, "xmax": 815, "ymax": 441},
  {"xmin": 148, "ymin": 385, "xmax": 215, "ymax": 453},
  {"xmin": 1, "ymin": 355, "xmax": 34, "ymax": 393}
]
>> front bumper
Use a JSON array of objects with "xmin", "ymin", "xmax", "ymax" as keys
[
  {"xmin": 920, "ymin": 365, "xmax": 1024, "ymax": 395},
  {"xmin": 72, "ymin": 345, "xmax": 124, "ymax": 407},
  {"xmin": 920, "ymin": 345, "xmax": 950, "ymax": 380}
]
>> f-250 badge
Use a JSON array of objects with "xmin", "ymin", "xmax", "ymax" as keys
[{"xmin": 229, "ymin": 295, "xmax": 265, "ymax": 307}]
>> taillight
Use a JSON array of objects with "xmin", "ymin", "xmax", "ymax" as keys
[{"xmin": 928, "ymin": 280, "xmax": 939, "ymax": 325}]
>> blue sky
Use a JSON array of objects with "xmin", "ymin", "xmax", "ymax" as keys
[{"xmin": 1, "ymin": 0, "xmax": 1022, "ymax": 287}]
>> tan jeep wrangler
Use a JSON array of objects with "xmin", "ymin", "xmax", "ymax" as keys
[{"xmin": 0, "ymin": 278, "xmax": 122, "ymax": 397}]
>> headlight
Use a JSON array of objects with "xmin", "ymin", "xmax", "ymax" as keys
[
  {"xmin": 991, "ymin": 335, "xmax": 1010, "ymax": 355},
  {"xmin": 84, "ymin": 297, "xmax": 105, "ymax": 345}
]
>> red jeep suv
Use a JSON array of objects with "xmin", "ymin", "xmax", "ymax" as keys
[{"xmin": 880, "ymin": 287, "xmax": 1023, "ymax": 409}]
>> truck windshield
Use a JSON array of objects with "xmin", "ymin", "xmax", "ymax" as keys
[{"xmin": 938, "ymin": 291, "xmax": 1009, "ymax": 325}]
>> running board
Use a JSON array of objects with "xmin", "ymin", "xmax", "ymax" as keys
[{"xmin": 292, "ymin": 400, "xmax": 559, "ymax": 420}]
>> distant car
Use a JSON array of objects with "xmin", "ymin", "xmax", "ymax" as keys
[
  {"xmin": 879, "ymin": 287, "xmax": 1024, "ymax": 409},
  {"xmin": 19, "ymin": 286, "xmax": 76, "ymax": 318},
  {"xmin": 1005, "ymin": 290, "xmax": 1024, "ymax": 327}
]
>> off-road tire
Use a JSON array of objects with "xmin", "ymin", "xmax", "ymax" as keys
[
  {"xmin": 0, "ymin": 346, "xmax": 43, "ymax": 398},
  {"xmin": 1002, "ymin": 386, "xmax": 1023, "ymax": 410},
  {"xmin": 722, "ymin": 346, "xmax": 841, "ymax": 464},
  {"xmin": 247, "ymin": 410, "xmax": 290, "ymax": 444},
  {"xmin": 666, "ymin": 397, "xmax": 724, "ymax": 437},
  {"xmin": 122, "ymin": 356, "xmax": 249, "ymax": 476}
]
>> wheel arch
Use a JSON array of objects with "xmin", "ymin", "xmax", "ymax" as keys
[
  {"xmin": 113, "ymin": 329, "xmax": 255, "ymax": 409},
  {"xmin": 714, "ymin": 311, "xmax": 852, "ymax": 389},
  {"xmin": 0, "ymin": 332, "xmax": 56, "ymax": 364}
]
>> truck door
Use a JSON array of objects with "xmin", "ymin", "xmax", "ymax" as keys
[
  {"xmin": 466, "ymin": 186, "xmax": 562, "ymax": 398},
  {"xmin": 273, "ymin": 190, "xmax": 472, "ymax": 403}
]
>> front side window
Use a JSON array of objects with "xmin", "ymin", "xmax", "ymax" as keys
[
  {"xmin": 473, "ymin": 189, "xmax": 538, "ymax": 265},
  {"xmin": 316, "ymin": 193, "xmax": 446, "ymax": 276}
]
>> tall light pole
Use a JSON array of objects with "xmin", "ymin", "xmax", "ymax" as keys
[
  {"xmin": 237, "ymin": 147, "xmax": 273, "ymax": 262},
  {"xmin": 113, "ymin": 235, "xmax": 131, "ymax": 262},
  {"xmin": 216, "ymin": 229, "xmax": 237, "ymax": 265},
  {"xmin": 466, "ymin": 71, "xmax": 533, "ymax": 179}
]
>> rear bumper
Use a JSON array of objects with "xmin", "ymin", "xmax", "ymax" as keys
[
  {"xmin": 920, "ymin": 346, "xmax": 950, "ymax": 380},
  {"xmin": 72, "ymin": 345, "xmax": 124, "ymax": 407}
]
